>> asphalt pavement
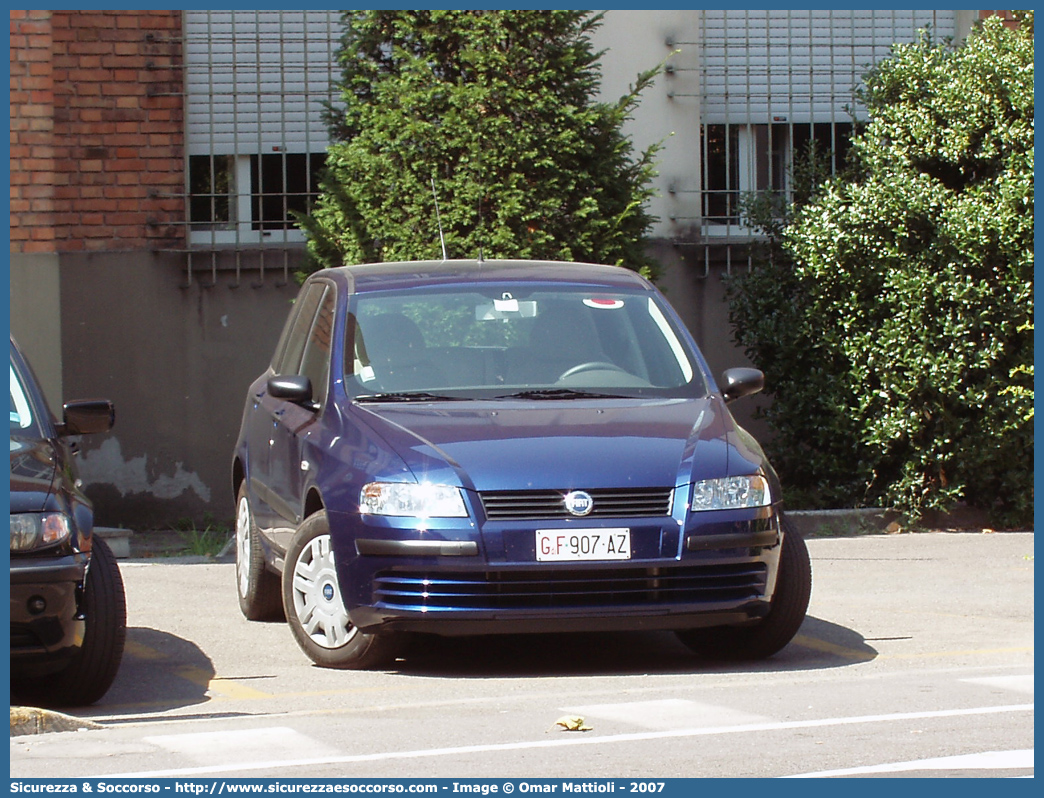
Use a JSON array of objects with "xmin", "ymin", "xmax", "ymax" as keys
[{"xmin": 9, "ymin": 530, "xmax": 1034, "ymax": 779}]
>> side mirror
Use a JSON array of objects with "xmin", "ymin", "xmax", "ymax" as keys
[
  {"xmin": 720, "ymin": 368, "xmax": 764, "ymax": 404},
  {"xmin": 268, "ymin": 375, "xmax": 319, "ymax": 410},
  {"xmin": 59, "ymin": 400, "xmax": 115, "ymax": 436}
]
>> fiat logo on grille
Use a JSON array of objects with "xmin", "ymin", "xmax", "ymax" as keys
[{"xmin": 564, "ymin": 490, "xmax": 594, "ymax": 516}]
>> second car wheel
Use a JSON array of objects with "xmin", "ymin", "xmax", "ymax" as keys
[
  {"xmin": 46, "ymin": 536, "xmax": 127, "ymax": 706},
  {"xmin": 282, "ymin": 510, "xmax": 406, "ymax": 669},
  {"xmin": 235, "ymin": 483, "xmax": 283, "ymax": 621}
]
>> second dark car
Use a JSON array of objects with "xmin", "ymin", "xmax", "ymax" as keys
[
  {"xmin": 232, "ymin": 260, "xmax": 811, "ymax": 669},
  {"xmin": 10, "ymin": 337, "xmax": 126, "ymax": 706}
]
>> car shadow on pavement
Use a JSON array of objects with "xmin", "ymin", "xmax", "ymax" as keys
[
  {"xmin": 79, "ymin": 627, "xmax": 219, "ymax": 715},
  {"xmin": 392, "ymin": 615, "xmax": 878, "ymax": 678}
]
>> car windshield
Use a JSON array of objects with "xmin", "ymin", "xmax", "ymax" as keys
[
  {"xmin": 344, "ymin": 285, "xmax": 706, "ymax": 400},
  {"xmin": 10, "ymin": 363, "xmax": 36, "ymax": 432}
]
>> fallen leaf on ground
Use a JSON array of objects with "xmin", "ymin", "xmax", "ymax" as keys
[{"xmin": 547, "ymin": 715, "xmax": 592, "ymax": 733}]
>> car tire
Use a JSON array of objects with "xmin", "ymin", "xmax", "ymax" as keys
[
  {"xmin": 676, "ymin": 515, "xmax": 812, "ymax": 660},
  {"xmin": 282, "ymin": 510, "xmax": 406, "ymax": 669},
  {"xmin": 235, "ymin": 483, "xmax": 283, "ymax": 621},
  {"xmin": 46, "ymin": 536, "xmax": 128, "ymax": 706}
]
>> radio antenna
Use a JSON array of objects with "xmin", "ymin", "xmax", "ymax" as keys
[
  {"xmin": 477, "ymin": 141, "xmax": 486, "ymax": 263},
  {"xmin": 477, "ymin": 192, "xmax": 484, "ymax": 263},
  {"xmin": 431, "ymin": 177, "xmax": 448, "ymax": 262}
]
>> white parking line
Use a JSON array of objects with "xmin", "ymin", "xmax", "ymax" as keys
[
  {"xmin": 95, "ymin": 702, "xmax": 1033, "ymax": 779},
  {"xmin": 145, "ymin": 727, "xmax": 342, "ymax": 768},
  {"xmin": 783, "ymin": 748, "xmax": 1034, "ymax": 777},
  {"xmin": 961, "ymin": 675, "xmax": 1034, "ymax": 695},
  {"xmin": 561, "ymin": 698, "xmax": 770, "ymax": 730}
]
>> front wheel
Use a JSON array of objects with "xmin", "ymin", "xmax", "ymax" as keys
[
  {"xmin": 46, "ymin": 536, "xmax": 127, "ymax": 706},
  {"xmin": 282, "ymin": 511, "xmax": 406, "ymax": 669},
  {"xmin": 676, "ymin": 515, "xmax": 811, "ymax": 660}
]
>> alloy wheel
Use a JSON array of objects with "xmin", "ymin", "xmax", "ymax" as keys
[
  {"xmin": 235, "ymin": 495, "xmax": 251, "ymax": 598},
  {"xmin": 289, "ymin": 534, "xmax": 355, "ymax": 649}
]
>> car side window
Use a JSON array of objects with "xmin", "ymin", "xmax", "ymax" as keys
[
  {"xmin": 270, "ymin": 297, "xmax": 305, "ymax": 371},
  {"xmin": 299, "ymin": 288, "xmax": 335, "ymax": 405},
  {"xmin": 274, "ymin": 283, "xmax": 325, "ymax": 376},
  {"xmin": 10, "ymin": 364, "xmax": 34, "ymax": 430}
]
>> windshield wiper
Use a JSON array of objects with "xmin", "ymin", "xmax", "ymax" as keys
[
  {"xmin": 495, "ymin": 388, "xmax": 627, "ymax": 400},
  {"xmin": 355, "ymin": 391, "xmax": 470, "ymax": 403}
]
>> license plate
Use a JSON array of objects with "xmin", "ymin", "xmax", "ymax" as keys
[{"xmin": 535, "ymin": 529, "xmax": 631, "ymax": 562}]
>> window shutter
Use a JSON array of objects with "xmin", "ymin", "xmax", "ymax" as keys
[
  {"xmin": 701, "ymin": 10, "xmax": 956, "ymax": 124},
  {"xmin": 185, "ymin": 10, "xmax": 341, "ymax": 156}
]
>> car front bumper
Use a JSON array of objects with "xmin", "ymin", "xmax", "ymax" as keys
[
  {"xmin": 333, "ymin": 508, "xmax": 782, "ymax": 636},
  {"xmin": 10, "ymin": 553, "xmax": 87, "ymax": 673}
]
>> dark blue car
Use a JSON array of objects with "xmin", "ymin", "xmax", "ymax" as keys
[
  {"xmin": 232, "ymin": 260, "xmax": 811, "ymax": 669},
  {"xmin": 10, "ymin": 337, "xmax": 126, "ymax": 705}
]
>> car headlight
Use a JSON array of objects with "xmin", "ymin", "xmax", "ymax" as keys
[
  {"xmin": 10, "ymin": 512, "xmax": 72, "ymax": 551},
  {"xmin": 690, "ymin": 475, "xmax": 772, "ymax": 512},
  {"xmin": 360, "ymin": 482, "xmax": 468, "ymax": 518}
]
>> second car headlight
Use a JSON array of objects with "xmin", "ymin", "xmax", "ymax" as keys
[
  {"xmin": 360, "ymin": 482, "xmax": 468, "ymax": 518},
  {"xmin": 690, "ymin": 475, "xmax": 772, "ymax": 511},
  {"xmin": 10, "ymin": 512, "xmax": 72, "ymax": 552}
]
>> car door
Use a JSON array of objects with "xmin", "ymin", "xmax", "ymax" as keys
[
  {"xmin": 247, "ymin": 282, "xmax": 326, "ymax": 537},
  {"xmin": 265, "ymin": 282, "xmax": 335, "ymax": 552}
]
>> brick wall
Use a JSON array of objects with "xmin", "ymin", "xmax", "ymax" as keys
[
  {"xmin": 980, "ymin": 9, "xmax": 1021, "ymax": 28},
  {"xmin": 10, "ymin": 10, "xmax": 184, "ymax": 254},
  {"xmin": 10, "ymin": 10, "xmax": 56, "ymax": 253}
]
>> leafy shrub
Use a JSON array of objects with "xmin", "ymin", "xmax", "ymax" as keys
[{"xmin": 728, "ymin": 17, "xmax": 1034, "ymax": 526}]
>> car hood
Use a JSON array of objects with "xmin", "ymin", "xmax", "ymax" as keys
[
  {"xmin": 10, "ymin": 435, "xmax": 60, "ymax": 513},
  {"xmin": 352, "ymin": 397, "xmax": 742, "ymax": 492}
]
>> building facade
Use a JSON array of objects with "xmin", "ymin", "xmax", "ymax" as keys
[{"xmin": 8, "ymin": 9, "xmax": 999, "ymax": 526}]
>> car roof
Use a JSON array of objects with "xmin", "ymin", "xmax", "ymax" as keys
[{"xmin": 311, "ymin": 259, "xmax": 654, "ymax": 295}]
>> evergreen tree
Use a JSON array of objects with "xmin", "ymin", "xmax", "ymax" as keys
[{"xmin": 299, "ymin": 10, "xmax": 661, "ymax": 276}]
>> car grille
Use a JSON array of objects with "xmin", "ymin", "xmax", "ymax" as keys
[
  {"xmin": 479, "ymin": 488, "xmax": 673, "ymax": 520},
  {"xmin": 373, "ymin": 562, "xmax": 767, "ymax": 612}
]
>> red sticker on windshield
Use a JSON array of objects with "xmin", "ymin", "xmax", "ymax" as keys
[{"xmin": 583, "ymin": 298, "xmax": 624, "ymax": 309}]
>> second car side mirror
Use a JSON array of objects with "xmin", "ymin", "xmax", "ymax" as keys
[{"xmin": 59, "ymin": 399, "xmax": 115, "ymax": 436}]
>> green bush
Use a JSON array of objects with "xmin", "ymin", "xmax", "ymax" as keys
[
  {"xmin": 298, "ymin": 10, "xmax": 662, "ymax": 278},
  {"xmin": 728, "ymin": 16, "xmax": 1034, "ymax": 526}
]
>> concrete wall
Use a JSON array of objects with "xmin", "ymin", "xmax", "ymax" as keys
[
  {"xmin": 10, "ymin": 253, "xmax": 64, "ymax": 413},
  {"xmin": 53, "ymin": 251, "xmax": 300, "ymax": 528},
  {"xmin": 592, "ymin": 11, "xmax": 701, "ymax": 242}
]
